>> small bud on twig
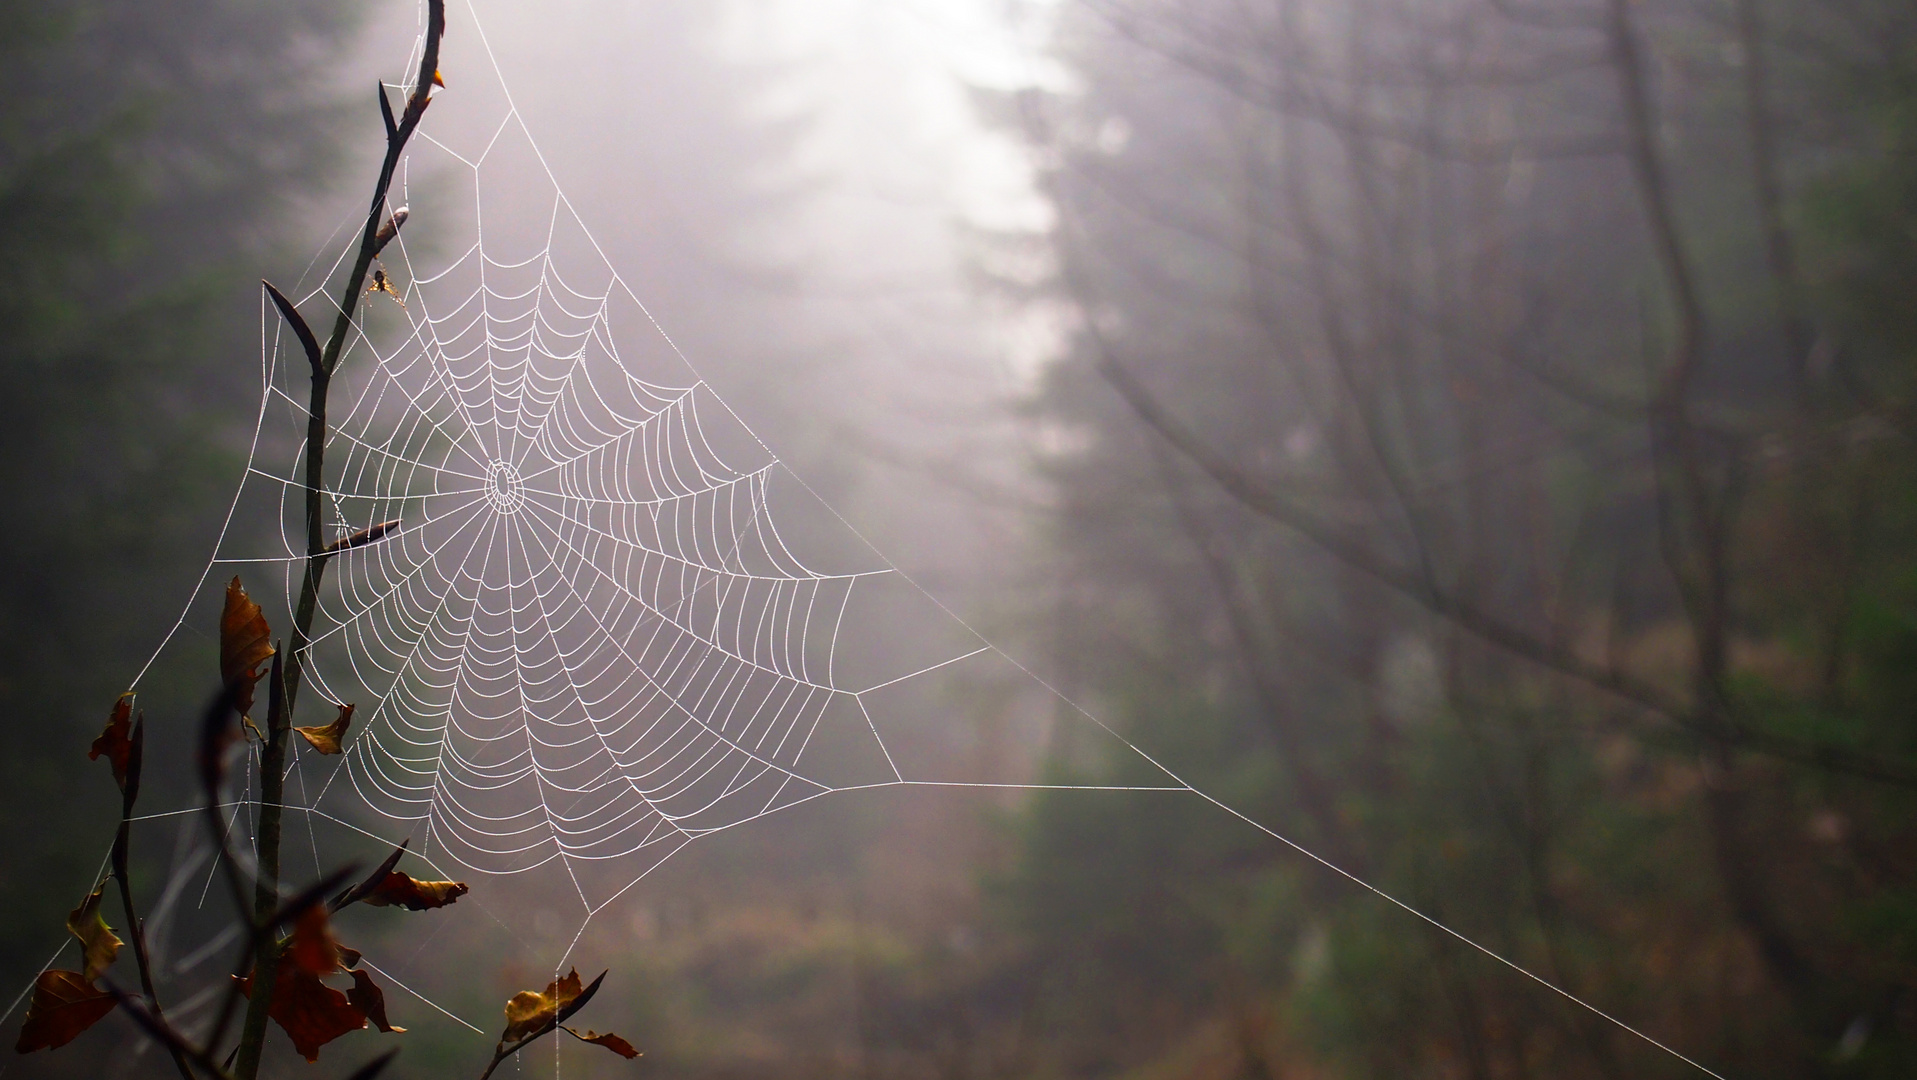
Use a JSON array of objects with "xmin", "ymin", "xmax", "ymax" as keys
[{"xmin": 372, "ymin": 207, "xmax": 408, "ymax": 257}]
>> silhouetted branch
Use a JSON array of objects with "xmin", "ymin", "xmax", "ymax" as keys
[
  {"xmin": 235, "ymin": 5, "xmax": 445, "ymax": 1077},
  {"xmin": 104, "ymin": 982, "xmax": 234, "ymax": 1080},
  {"xmin": 264, "ymin": 281, "xmax": 322, "ymax": 381},
  {"xmin": 104, "ymin": 713, "xmax": 196, "ymax": 1080},
  {"xmin": 321, "ymin": 519, "xmax": 403, "ymax": 557}
]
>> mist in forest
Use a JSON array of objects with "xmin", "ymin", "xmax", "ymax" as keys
[{"xmin": 3, "ymin": 0, "xmax": 1915, "ymax": 1077}]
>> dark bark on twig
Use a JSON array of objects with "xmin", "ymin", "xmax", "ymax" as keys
[
  {"xmin": 104, "ymin": 982, "xmax": 235, "ymax": 1080},
  {"xmin": 1154, "ymin": 445, "xmax": 1369, "ymax": 877},
  {"xmin": 1605, "ymin": 0, "xmax": 1823, "ymax": 1028},
  {"xmin": 237, "ymin": 6, "xmax": 445, "ymax": 1077},
  {"xmin": 107, "ymin": 716, "xmax": 198, "ymax": 1080},
  {"xmin": 1732, "ymin": 0, "xmax": 1814, "ymax": 394}
]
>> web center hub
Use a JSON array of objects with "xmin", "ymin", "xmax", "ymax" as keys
[{"xmin": 486, "ymin": 459, "xmax": 525, "ymax": 514}]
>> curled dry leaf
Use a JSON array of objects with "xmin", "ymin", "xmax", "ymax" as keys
[
  {"xmin": 240, "ymin": 965, "xmax": 367, "ymax": 1063},
  {"xmin": 359, "ymin": 870, "xmax": 468, "ymax": 911},
  {"xmin": 564, "ymin": 1027, "xmax": 640, "ymax": 1059},
  {"xmin": 14, "ymin": 970, "xmax": 115, "ymax": 1053},
  {"xmin": 236, "ymin": 905, "xmax": 403, "ymax": 1057},
  {"xmin": 88, "ymin": 693, "xmax": 136, "ymax": 790},
  {"xmin": 499, "ymin": 968, "xmax": 586, "ymax": 1043},
  {"xmin": 285, "ymin": 904, "xmax": 344, "ymax": 977},
  {"xmin": 17, "ymin": 884, "xmax": 128, "ymax": 1050},
  {"xmin": 220, "ymin": 577, "xmax": 275, "ymax": 724},
  {"xmin": 295, "ymin": 703, "xmax": 355, "ymax": 755},
  {"xmin": 347, "ymin": 969, "xmax": 405, "ymax": 1034},
  {"xmin": 67, "ymin": 884, "xmax": 123, "ymax": 982}
]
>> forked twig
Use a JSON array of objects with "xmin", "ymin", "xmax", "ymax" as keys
[{"xmin": 238, "ymin": 4, "xmax": 446, "ymax": 1077}]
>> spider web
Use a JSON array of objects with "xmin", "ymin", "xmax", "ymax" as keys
[
  {"xmin": 0, "ymin": 6, "xmax": 1725, "ymax": 1076},
  {"xmin": 126, "ymin": 1, "xmax": 1171, "ymax": 925}
]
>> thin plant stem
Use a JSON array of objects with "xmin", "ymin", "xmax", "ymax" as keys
[{"xmin": 231, "ymin": 5, "xmax": 444, "ymax": 1076}]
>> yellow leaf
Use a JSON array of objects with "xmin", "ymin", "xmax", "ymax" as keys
[
  {"xmin": 295, "ymin": 703, "xmax": 355, "ymax": 755},
  {"xmin": 500, "ymin": 968, "xmax": 585, "ymax": 1043},
  {"xmin": 358, "ymin": 870, "xmax": 468, "ymax": 911},
  {"xmin": 66, "ymin": 884, "xmax": 121, "ymax": 983},
  {"xmin": 220, "ymin": 577, "xmax": 274, "ymax": 724}
]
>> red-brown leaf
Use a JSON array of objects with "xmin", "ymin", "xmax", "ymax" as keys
[
  {"xmin": 220, "ymin": 577, "xmax": 275, "ymax": 723},
  {"xmin": 347, "ymin": 969, "xmax": 405, "ymax": 1034},
  {"xmin": 565, "ymin": 1026, "xmax": 639, "ymax": 1059},
  {"xmin": 14, "ymin": 970, "xmax": 116, "ymax": 1053},
  {"xmin": 239, "ymin": 965, "xmax": 367, "ymax": 1063},
  {"xmin": 359, "ymin": 871, "xmax": 468, "ymax": 911},
  {"xmin": 284, "ymin": 905, "xmax": 343, "ymax": 977},
  {"xmin": 294, "ymin": 703, "xmax": 354, "ymax": 755},
  {"xmin": 88, "ymin": 694, "xmax": 135, "ymax": 789}
]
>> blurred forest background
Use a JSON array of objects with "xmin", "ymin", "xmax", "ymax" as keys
[{"xmin": 4, "ymin": 0, "xmax": 1916, "ymax": 1077}]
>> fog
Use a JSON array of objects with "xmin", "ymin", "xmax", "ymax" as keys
[{"xmin": 3, "ymin": 0, "xmax": 1914, "ymax": 1076}]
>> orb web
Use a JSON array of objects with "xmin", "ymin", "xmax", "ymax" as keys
[
  {"xmin": 217, "ymin": 14, "xmax": 997, "ymax": 910},
  {"xmin": 0, "ymin": 7, "xmax": 1727, "ymax": 1076}
]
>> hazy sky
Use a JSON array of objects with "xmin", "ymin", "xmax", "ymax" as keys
[{"xmin": 346, "ymin": 0, "xmax": 1067, "ymax": 609}]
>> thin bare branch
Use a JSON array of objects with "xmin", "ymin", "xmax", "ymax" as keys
[
  {"xmin": 235, "ymin": 5, "xmax": 445, "ymax": 1076},
  {"xmin": 377, "ymin": 82, "xmax": 396, "ymax": 143},
  {"xmin": 107, "ymin": 714, "xmax": 196, "ymax": 1080},
  {"xmin": 263, "ymin": 281, "xmax": 322, "ymax": 381},
  {"xmin": 103, "ymin": 982, "xmax": 232, "ymax": 1080},
  {"xmin": 321, "ymin": 519, "xmax": 404, "ymax": 557}
]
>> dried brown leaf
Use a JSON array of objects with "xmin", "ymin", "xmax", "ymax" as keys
[
  {"xmin": 220, "ymin": 577, "xmax": 274, "ymax": 723},
  {"xmin": 359, "ymin": 871, "xmax": 468, "ymax": 911},
  {"xmin": 499, "ymin": 968, "xmax": 584, "ymax": 1043},
  {"xmin": 295, "ymin": 703, "xmax": 355, "ymax": 755},
  {"xmin": 14, "ymin": 970, "xmax": 115, "ymax": 1052},
  {"xmin": 347, "ymin": 969, "xmax": 405, "ymax": 1034},
  {"xmin": 66, "ymin": 885, "xmax": 122, "ymax": 983},
  {"xmin": 88, "ymin": 694, "xmax": 135, "ymax": 789},
  {"xmin": 238, "ymin": 965, "xmax": 367, "ymax": 1063},
  {"xmin": 564, "ymin": 1026, "xmax": 639, "ymax": 1059},
  {"xmin": 285, "ymin": 905, "xmax": 343, "ymax": 977}
]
